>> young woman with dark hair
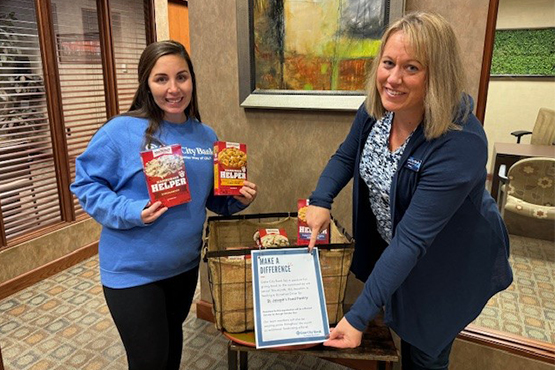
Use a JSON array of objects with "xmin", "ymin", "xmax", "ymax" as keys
[{"xmin": 71, "ymin": 40, "xmax": 257, "ymax": 370}]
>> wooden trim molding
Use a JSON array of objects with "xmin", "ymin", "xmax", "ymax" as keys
[
  {"xmin": 146, "ymin": 0, "xmax": 157, "ymax": 44},
  {"xmin": 0, "ymin": 211, "xmax": 6, "ymax": 247},
  {"xmin": 97, "ymin": 0, "xmax": 119, "ymax": 117},
  {"xmin": 0, "ymin": 242, "xmax": 98, "ymax": 301},
  {"xmin": 475, "ymin": 0, "xmax": 500, "ymax": 124},
  {"xmin": 0, "ymin": 222, "xmax": 74, "ymax": 251},
  {"xmin": 459, "ymin": 324, "xmax": 555, "ymax": 363},
  {"xmin": 196, "ymin": 299, "xmax": 215, "ymax": 323},
  {"xmin": 34, "ymin": 0, "xmax": 75, "ymax": 222}
]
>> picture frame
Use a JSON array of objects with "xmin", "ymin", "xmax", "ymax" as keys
[
  {"xmin": 490, "ymin": 28, "xmax": 555, "ymax": 78},
  {"xmin": 236, "ymin": 0, "xmax": 405, "ymax": 111}
]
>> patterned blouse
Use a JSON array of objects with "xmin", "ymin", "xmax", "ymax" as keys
[{"xmin": 359, "ymin": 112, "xmax": 413, "ymax": 243}]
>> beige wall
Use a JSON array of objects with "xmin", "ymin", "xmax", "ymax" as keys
[
  {"xmin": 496, "ymin": 0, "xmax": 555, "ymax": 29},
  {"xmin": 484, "ymin": 81, "xmax": 555, "ymax": 171},
  {"xmin": 154, "ymin": 0, "xmax": 169, "ymax": 40},
  {"xmin": 406, "ymin": 0, "xmax": 489, "ymax": 108},
  {"xmin": 0, "ymin": 219, "xmax": 100, "ymax": 284}
]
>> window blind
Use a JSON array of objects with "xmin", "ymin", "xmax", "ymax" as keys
[
  {"xmin": 51, "ymin": 0, "xmax": 108, "ymax": 217},
  {"xmin": 0, "ymin": 0, "xmax": 152, "ymax": 247},
  {"xmin": 111, "ymin": 0, "xmax": 148, "ymax": 113},
  {"xmin": 0, "ymin": 1, "xmax": 62, "ymax": 242}
]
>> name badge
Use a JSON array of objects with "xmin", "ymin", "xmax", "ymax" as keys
[{"xmin": 405, "ymin": 157, "xmax": 422, "ymax": 172}]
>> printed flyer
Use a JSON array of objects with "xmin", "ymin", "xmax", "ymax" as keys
[{"xmin": 251, "ymin": 248, "xmax": 329, "ymax": 349}]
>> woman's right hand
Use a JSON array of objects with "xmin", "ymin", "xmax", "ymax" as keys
[
  {"xmin": 306, "ymin": 205, "xmax": 331, "ymax": 252},
  {"xmin": 323, "ymin": 317, "xmax": 363, "ymax": 348},
  {"xmin": 141, "ymin": 201, "xmax": 168, "ymax": 224}
]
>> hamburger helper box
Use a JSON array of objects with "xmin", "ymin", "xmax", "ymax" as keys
[
  {"xmin": 214, "ymin": 141, "xmax": 247, "ymax": 196},
  {"xmin": 297, "ymin": 199, "xmax": 329, "ymax": 245},
  {"xmin": 254, "ymin": 228, "xmax": 290, "ymax": 248},
  {"xmin": 140, "ymin": 144, "xmax": 191, "ymax": 207}
]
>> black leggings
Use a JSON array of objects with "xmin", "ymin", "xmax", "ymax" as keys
[
  {"xmin": 103, "ymin": 266, "xmax": 199, "ymax": 370},
  {"xmin": 401, "ymin": 338, "xmax": 455, "ymax": 370}
]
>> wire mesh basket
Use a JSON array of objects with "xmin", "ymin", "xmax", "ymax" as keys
[{"xmin": 203, "ymin": 212, "xmax": 354, "ymax": 333}]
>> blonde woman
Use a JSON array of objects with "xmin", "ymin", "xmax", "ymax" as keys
[{"xmin": 306, "ymin": 12, "xmax": 512, "ymax": 369}]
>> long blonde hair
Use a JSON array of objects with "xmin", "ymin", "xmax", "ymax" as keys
[{"xmin": 365, "ymin": 12, "xmax": 470, "ymax": 140}]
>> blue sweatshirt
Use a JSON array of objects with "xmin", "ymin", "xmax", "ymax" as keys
[
  {"xmin": 310, "ymin": 100, "xmax": 512, "ymax": 356},
  {"xmin": 71, "ymin": 116, "xmax": 247, "ymax": 288}
]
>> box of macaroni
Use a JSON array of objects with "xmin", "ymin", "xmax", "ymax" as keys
[
  {"xmin": 297, "ymin": 199, "xmax": 329, "ymax": 245},
  {"xmin": 254, "ymin": 228, "xmax": 290, "ymax": 248},
  {"xmin": 214, "ymin": 141, "xmax": 247, "ymax": 196},
  {"xmin": 140, "ymin": 144, "xmax": 191, "ymax": 208}
]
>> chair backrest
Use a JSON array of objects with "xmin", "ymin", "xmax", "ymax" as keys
[
  {"xmin": 507, "ymin": 157, "xmax": 555, "ymax": 206},
  {"xmin": 531, "ymin": 107, "xmax": 555, "ymax": 145}
]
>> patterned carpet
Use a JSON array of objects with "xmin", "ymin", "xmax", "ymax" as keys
[
  {"xmin": 0, "ymin": 259, "xmax": 350, "ymax": 370},
  {"xmin": 0, "ymin": 234, "xmax": 553, "ymax": 369},
  {"xmin": 471, "ymin": 234, "xmax": 555, "ymax": 344}
]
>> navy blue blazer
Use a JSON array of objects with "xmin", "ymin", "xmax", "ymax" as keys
[{"xmin": 310, "ymin": 100, "xmax": 513, "ymax": 356}]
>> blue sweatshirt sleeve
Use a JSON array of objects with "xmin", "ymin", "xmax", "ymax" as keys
[
  {"xmin": 205, "ymin": 192, "xmax": 248, "ymax": 215},
  {"xmin": 309, "ymin": 105, "xmax": 368, "ymax": 209},
  {"xmin": 345, "ymin": 130, "xmax": 488, "ymax": 331},
  {"xmin": 70, "ymin": 129, "xmax": 148, "ymax": 230}
]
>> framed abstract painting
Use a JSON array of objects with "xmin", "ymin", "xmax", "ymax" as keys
[{"xmin": 237, "ymin": 0, "xmax": 404, "ymax": 111}]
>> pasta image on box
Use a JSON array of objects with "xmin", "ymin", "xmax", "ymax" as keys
[
  {"xmin": 214, "ymin": 141, "xmax": 247, "ymax": 196},
  {"xmin": 254, "ymin": 228, "xmax": 290, "ymax": 248},
  {"xmin": 140, "ymin": 144, "xmax": 191, "ymax": 207},
  {"xmin": 297, "ymin": 199, "xmax": 329, "ymax": 245}
]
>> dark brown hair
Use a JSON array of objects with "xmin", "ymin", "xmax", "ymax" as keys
[{"xmin": 126, "ymin": 40, "xmax": 201, "ymax": 148}]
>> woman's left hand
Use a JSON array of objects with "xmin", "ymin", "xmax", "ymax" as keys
[
  {"xmin": 234, "ymin": 180, "xmax": 258, "ymax": 205},
  {"xmin": 323, "ymin": 317, "xmax": 363, "ymax": 349}
]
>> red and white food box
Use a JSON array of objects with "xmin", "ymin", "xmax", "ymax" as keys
[
  {"xmin": 255, "ymin": 228, "xmax": 290, "ymax": 248},
  {"xmin": 213, "ymin": 141, "xmax": 247, "ymax": 196},
  {"xmin": 140, "ymin": 144, "xmax": 191, "ymax": 208},
  {"xmin": 297, "ymin": 199, "xmax": 329, "ymax": 245}
]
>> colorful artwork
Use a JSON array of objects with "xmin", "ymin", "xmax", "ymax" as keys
[{"xmin": 253, "ymin": 0, "xmax": 385, "ymax": 92}]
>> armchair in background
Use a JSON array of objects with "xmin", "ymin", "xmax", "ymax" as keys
[
  {"xmin": 498, "ymin": 157, "xmax": 555, "ymax": 241},
  {"xmin": 511, "ymin": 107, "xmax": 555, "ymax": 145}
]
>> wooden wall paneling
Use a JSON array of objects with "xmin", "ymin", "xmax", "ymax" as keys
[
  {"xmin": 34, "ymin": 0, "xmax": 75, "ymax": 222},
  {"xmin": 0, "ymin": 242, "xmax": 98, "ymax": 301},
  {"xmin": 168, "ymin": 1, "xmax": 190, "ymax": 52},
  {"xmin": 146, "ymin": 0, "xmax": 157, "ymax": 44},
  {"xmin": 476, "ymin": 0, "xmax": 500, "ymax": 124},
  {"xmin": 97, "ymin": 0, "xmax": 119, "ymax": 117}
]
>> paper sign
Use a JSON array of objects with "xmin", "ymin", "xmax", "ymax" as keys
[{"xmin": 251, "ymin": 248, "xmax": 329, "ymax": 348}]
